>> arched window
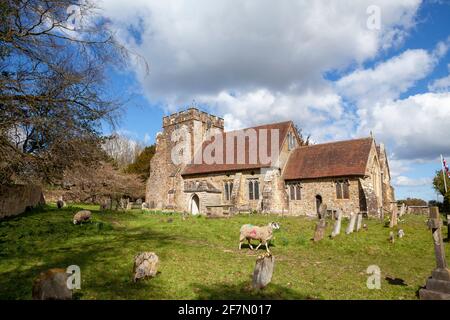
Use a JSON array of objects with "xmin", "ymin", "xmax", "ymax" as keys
[
  {"xmin": 287, "ymin": 182, "xmax": 302, "ymax": 200},
  {"xmin": 224, "ymin": 181, "xmax": 233, "ymax": 201},
  {"xmin": 336, "ymin": 180, "xmax": 350, "ymax": 199},
  {"xmin": 248, "ymin": 179, "xmax": 260, "ymax": 200}
]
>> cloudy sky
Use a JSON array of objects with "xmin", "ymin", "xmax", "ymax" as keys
[{"xmin": 96, "ymin": 0, "xmax": 450, "ymax": 201}]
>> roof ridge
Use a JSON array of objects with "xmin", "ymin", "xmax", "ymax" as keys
[
  {"xmin": 224, "ymin": 120, "xmax": 293, "ymax": 134},
  {"xmin": 294, "ymin": 137, "xmax": 373, "ymax": 149}
]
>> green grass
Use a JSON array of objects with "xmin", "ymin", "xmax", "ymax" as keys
[{"xmin": 0, "ymin": 204, "xmax": 448, "ymax": 300}]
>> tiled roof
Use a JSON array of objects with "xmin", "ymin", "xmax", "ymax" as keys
[
  {"xmin": 181, "ymin": 121, "xmax": 292, "ymax": 176},
  {"xmin": 283, "ymin": 138, "xmax": 374, "ymax": 180}
]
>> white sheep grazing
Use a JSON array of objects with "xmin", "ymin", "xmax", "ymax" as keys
[
  {"xmin": 73, "ymin": 210, "xmax": 91, "ymax": 225},
  {"xmin": 239, "ymin": 222, "xmax": 280, "ymax": 253}
]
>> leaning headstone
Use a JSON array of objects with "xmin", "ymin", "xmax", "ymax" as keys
[
  {"xmin": 32, "ymin": 269, "xmax": 72, "ymax": 300},
  {"xmin": 398, "ymin": 229, "xmax": 405, "ymax": 238},
  {"xmin": 419, "ymin": 207, "xmax": 450, "ymax": 300},
  {"xmin": 355, "ymin": 213, "xmax": 363, "ymax": 232},
  {"xmin": 133, "ymin": 252, "xmax": 159, "ymax": 282},
  {"xmin": 126, "ymin": 201, "xmax": 133, "ymax": 211},
  {"xmin": 318, "ymin": 203, "xmax": 328, "ymax": 220},
  {"xmin": 141, "ymin": 202, "xmax": 149, "ymax": 210},
  {"xmin": 345, "ymin": 212, "xmax": 357, "ymax": 234},
  {"xmin": 313, "ymin": 219, "xmax": 327, "ymax": 242},
  {"xmin": 389, "ymin": 204, "xmax": 398, "ymax": 228},
  {"xmin": 331, "ymin": 210, "xmax": 343, "ymax": 238},
  {"xmin": 389, "ymin": 231, "xmax": 395, "ymax": 243},
  {"xmin": 252, "ymin": 253, "xmax": 275, "ymax": 290}
]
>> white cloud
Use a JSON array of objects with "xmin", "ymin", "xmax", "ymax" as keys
[
  {"xmin": 99, "ymin": 0, "xmax": 421, "ymax": 105},
  {"xmin": 336, "ymin": 49, "xmax": 436, "ymax": 104},
  {"xmin": 393, "ymin": 175, "xmax": 431, "ymax": 187},
  {"xmin": 95, "ymin": 0, "xmax": 450, "ymax": 165},
  {"xmin": 363, "ymin": 92, "xmax": 450, "ymax": 160},
  {"xmin": 428, "ymin": 64, "xmax": 450, "ymax": 92}
]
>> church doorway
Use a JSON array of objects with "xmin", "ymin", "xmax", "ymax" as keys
[
  {"xmin": 315, "ymin": 195, "xmax": 323, "ymax": 217},
  {"xmin": 190, "ymin": 194, "xmax": 200, "ymax": 215}
]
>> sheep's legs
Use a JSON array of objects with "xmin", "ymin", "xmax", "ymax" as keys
[
  {"xmin": 255, "ymin": 242, "xmax": 262, "ymax": 251},
  {"xmin": 265, "ymin": 242, "xmax": 271, "ymax": 253},
  {"xmin": 248, "ymin": 239, "xmax": 254, "ymax": 250}
]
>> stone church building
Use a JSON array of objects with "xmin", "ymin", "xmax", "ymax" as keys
[{"xmin": 146, "ymin": 108, "xmax": 395, "ymax": 217}]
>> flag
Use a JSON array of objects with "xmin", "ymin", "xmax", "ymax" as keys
[{"xmin": 443, "ymin": 157, "xmax": 450, "ymax": 178}]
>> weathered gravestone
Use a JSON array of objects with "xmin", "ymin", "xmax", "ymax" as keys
[
  {"xmin": 32, "ymin": 268, "xmax": 72, "ymax": 300},
  {"xmin": 318, "ymin": 203, "xmax": 328, "ymax": 220},
  {"xmin": 419, "ymin": 207, "xmax": 450, "ymax": 300},
  {"xmin": 133, "ymin": 252, "xmax": 159, "ymax": 282},
  {"xmin": 389, "ymin": 203, "xmax": 398, "ymax": 228},
  {"xmin": 345, "ymin": 212, "xmax": 357, "ymax": 234},
  {"xmin": 313, "ymin": 219, "xmax": 327, "ymax": 242},
  {"xmin": 399, "ymin": 203, "xmax": 406, "ymax": 217},
  {"xmin": 355, "ymin": 213, "xmax": 363, "ymax": 232},
  {"xmin": 252, "ymin": 253, "xmax": 275, "ymax": 290},
  {"xmin": 331, "ymin": 209, "xmax": 343, "ymax": 238},
  {"xmin": 389, "ymin": 231, "xmax": 395, "ymax": 243}
]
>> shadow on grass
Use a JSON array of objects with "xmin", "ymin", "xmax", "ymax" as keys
[
  {"xmin": 0, "ymin": 206, "xmax": 179, "ymax": 299},
  {"xmin": 385, "ymin": 276, "xmax": 407, "ymax": 286},
  {"xmin": 191, "ymin": 281, "xmax": 314, "ymax": 300}
]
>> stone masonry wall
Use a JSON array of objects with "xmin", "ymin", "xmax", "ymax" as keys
[
  {"xmin": 0, "ymin": 185, "xmax": 45, "ymax": 219},
  {"xmin": 288, "ymin": 178, "xmax": 361, "ymax": 217}
]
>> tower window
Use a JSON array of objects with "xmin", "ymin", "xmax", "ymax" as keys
[{"xmin": 248, "ymin": 179, "xmax": 260, "ymax": 200}]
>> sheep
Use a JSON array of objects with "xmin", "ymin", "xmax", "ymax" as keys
[
  {"xmin": 239, "ymin": 222, "xmax": 280, "ymax": 253},
  {"xmin": 56, "ymin": 197, "xmax": 65, "ymax": 209},
  {"xmin": 73, "ymin": 210, "xmax": 91, "ymax": 225}
]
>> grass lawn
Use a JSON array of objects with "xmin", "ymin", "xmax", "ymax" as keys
[{"xmin": 0, "ymin": 204, "xmax": 448, "ymax": 300}]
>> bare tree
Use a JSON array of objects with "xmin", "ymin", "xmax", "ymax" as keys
[
  {"xmin": 63, "ymin": 161, "xmax": 144, "ymax": 205},
  {"xmin": 103, "ymin": 133, "xmax": 144, "ymax": 168},
  {"xmin": 0, "ymin": 0, "xmax": 133, "ymax": 184}
]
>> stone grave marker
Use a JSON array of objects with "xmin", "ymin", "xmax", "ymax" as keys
[
  {"xmin": 355, "ymin": 213, "xmax": 363, "ymax": 232},
  {"xmin": 419, "ymin": 207, "xmax": 450, "ymax": 300},
  {"xmin": 331, "ymin": 209, "xmax": 343, "ymax": 238},
  {"xmin": 252, "ymin": 253, "xmax": 275, "ymax": 290},
  {"xmin": 389, "ymin": 203, "xmax": 398, "ymax": 228},
  {"xmin": 313, "ymin": 218, "xmax": 327, "ymax": 242},
  {"xmin": 345, "ymin": 212, "xmax": 357, "ymax": 235}
]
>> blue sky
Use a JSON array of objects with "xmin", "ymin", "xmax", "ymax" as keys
[{"xmin": 97, "ymin": 0, "xmax": 450, "ymax": 201}]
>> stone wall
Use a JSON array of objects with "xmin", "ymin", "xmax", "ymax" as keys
[
  {"xmin": 288, "ymin": 178, "xmax": 361, "ymax": 217},
  {"xmin": 407, "ymin": 206, "xmax": 429, "ymax": 215},
  {"xmin": 0, "ymin": 185, "xmax": 45, "ymax": 219}
]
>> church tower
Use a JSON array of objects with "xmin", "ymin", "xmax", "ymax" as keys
[{"xmin": 145, "ymin": 107, "xmax": 224, "ymax": 210}]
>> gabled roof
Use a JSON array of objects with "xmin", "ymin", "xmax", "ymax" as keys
[
  {"xmin": 181, "ymin": 121, "xmax": 292, "ymax": 176},
  {"xmin": 283, "ymin": 137, "xmax": 374, "ymax": 180}
]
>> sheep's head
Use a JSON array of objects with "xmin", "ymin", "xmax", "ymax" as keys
[{"xmin": 269, "ymin": 222, "xmax": 280, "ymax": 230}]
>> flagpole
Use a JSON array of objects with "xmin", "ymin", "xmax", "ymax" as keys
[{"xmin": 441, "ymin": 154, "xmax": 448, "ymax": 194}]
